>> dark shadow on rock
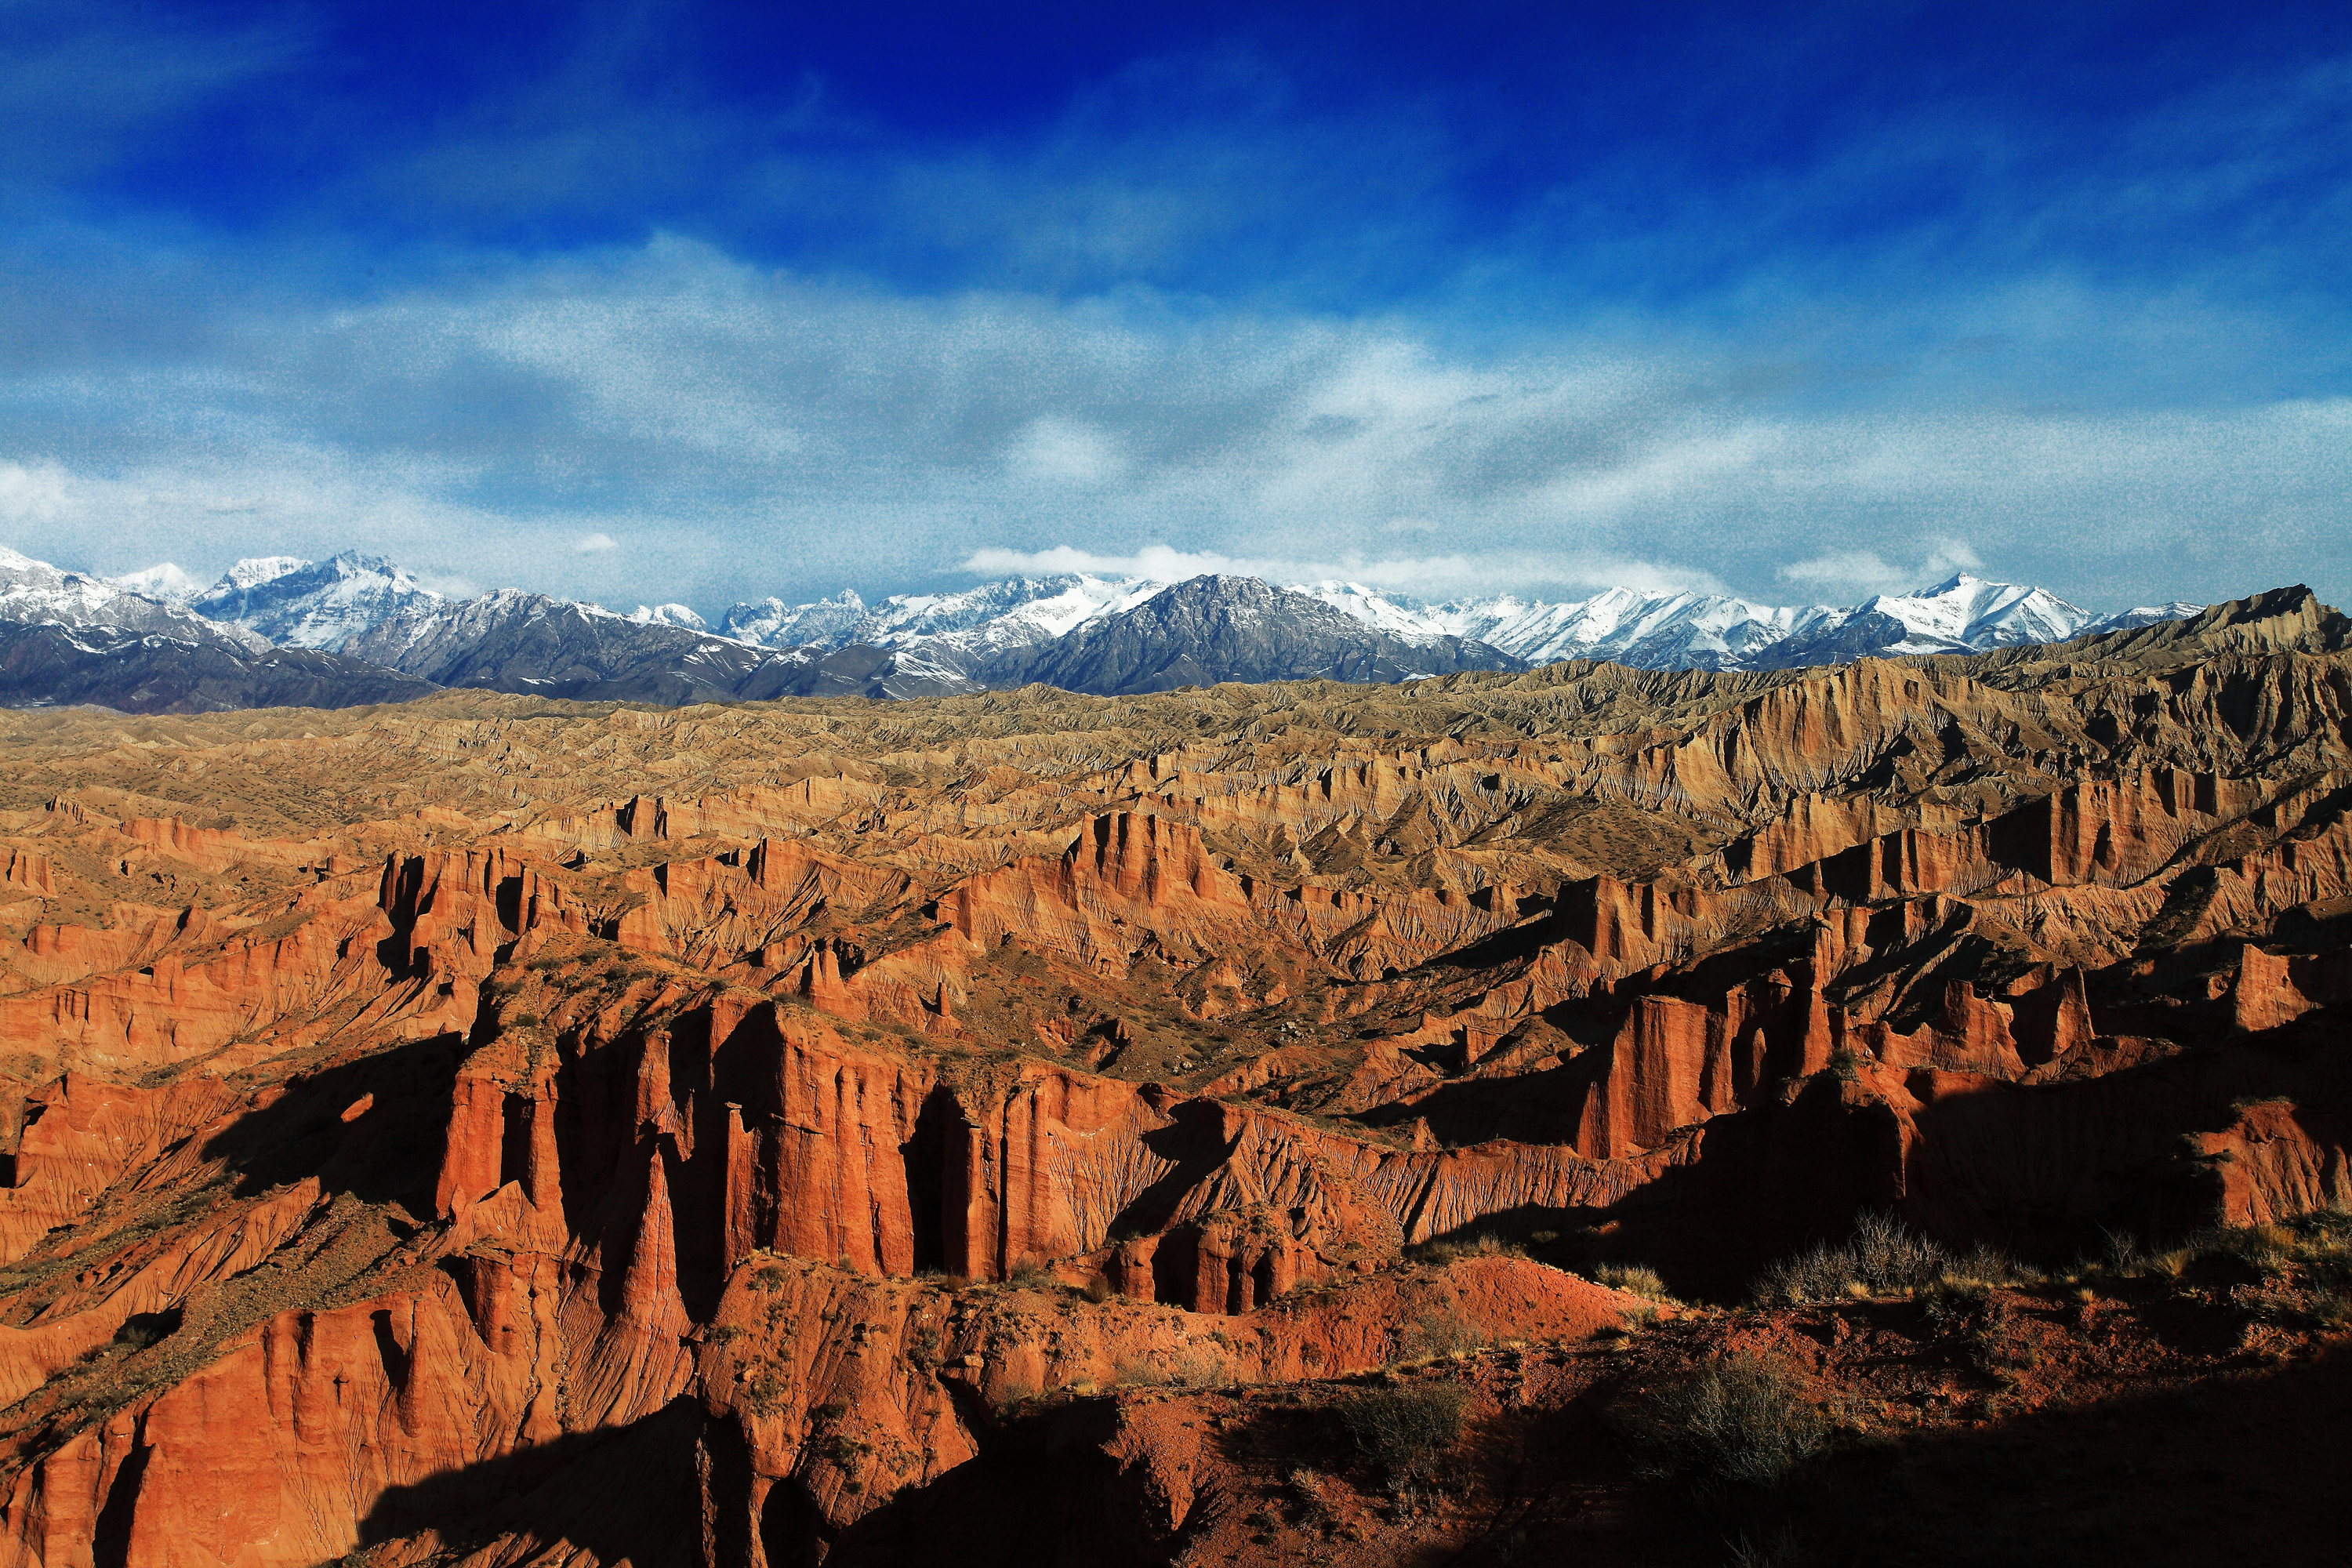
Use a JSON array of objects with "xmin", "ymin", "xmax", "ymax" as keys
[
  {"xmin": 788, "ymin": 1397, "xmax": 1153, "ymax": 1568},
  {"xmin": 1109, "ymin": 1100, "xmax": 1240, "ymax": 1240},
  {"xmin": 196, "ymin": 1031, "xmax": 463, "ymax": 1210},
  {"xmin": 1777, "ymin": 1345, "xmax": 2352, "ymax": 1567},
  {"xmin": 358, "ymin": 1398, "xmax": 712, "ymax": 1567}
]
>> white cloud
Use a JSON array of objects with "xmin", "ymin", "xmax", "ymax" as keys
[
  {"xmin": 960, "ymin": 544, "xmax": 1716, "ymax": 598},
  {"xmin": 1778, "ymin": 539, "xmax": 1983, "ymax": 597},
  {"xmin": 1, "ymin": 236, "xmax": 2344, "ymax": 615},
  {"xmin": 0, "ymin": 462, "xmax": 73, "ymax": 524}
]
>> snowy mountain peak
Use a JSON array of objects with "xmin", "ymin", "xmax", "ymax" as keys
[
  {"xmin": 190, "ymin": 551, "xmax": 441, "ymax": 652},
  {"xmin": 1290, "ymin": 580, "xmax": 1450, "ymax": 641},
  {"xmin": 216, "ymin": 555, "xmax": 313, "ymax": 593},
  {"xmin": 722, "ymin": 574, "xmax": 1165, "ymax": 653},
  {"xmin": 107, "ymin": 562, "xmax": 208, "ymax": 601},
  {"xmin": 0, "ymin": 543, "xmax": 270, "ymax": 649},
  {"xmin": 1859, "ymin": 575, "xmax": 2092, "ymax": 652},
  {"xmin": 629, "ymin": 603, "xmax": 710, "ymax": 631}
]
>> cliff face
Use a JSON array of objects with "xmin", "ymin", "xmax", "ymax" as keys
[{"xmin": 0, "ymin": 590, "xmax": 2344, "ymax": 1565}]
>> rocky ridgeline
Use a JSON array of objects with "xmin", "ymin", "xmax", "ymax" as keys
[{"xmin": 0, "ymin": 588, "xmax": 2342, "ymax": 1563}]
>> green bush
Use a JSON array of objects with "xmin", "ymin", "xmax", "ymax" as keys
[
  {"xmin": 1625, "ymin": 1354, "xmax": 1827, "ymax": 1494},
  {"xmin": 1338, "ymin": 1383, "xmax": 1470, "ymax": 1482}
]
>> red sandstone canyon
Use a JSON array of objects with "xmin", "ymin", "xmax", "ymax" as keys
[{"xmin": 0, "ymin": 588, "xmax": 2347, "ymax": 1566}]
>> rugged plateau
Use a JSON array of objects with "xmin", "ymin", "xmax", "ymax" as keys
[{"xmin": 0, "ymin": 587, "xmax": 2343, "ymax": 1565}]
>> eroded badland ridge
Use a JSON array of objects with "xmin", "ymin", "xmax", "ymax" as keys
[{"xmin": 0, "ymin": 586, "xmax": 2345, "ymax": 1566}]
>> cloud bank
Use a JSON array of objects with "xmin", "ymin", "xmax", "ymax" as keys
[{"xmin": 0, "ymin": 4, "xmax": 2344, "ymax": 616}]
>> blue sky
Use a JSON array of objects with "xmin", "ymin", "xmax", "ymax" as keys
[{"xmin": 2, "ymin": 0, "xmax": 2346, "ymax": 615}]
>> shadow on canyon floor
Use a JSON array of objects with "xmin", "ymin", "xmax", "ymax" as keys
[{"xmin": 1773, "ymin": 1342, "xmax": 2352, "ymax": 1568}]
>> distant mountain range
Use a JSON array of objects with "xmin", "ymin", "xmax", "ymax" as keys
[
  {"xmin": 717, "ymin": 569, "xmax": 2200, "ymax": 673},
  {"xmin": 0, "ymin": 540, "xmax": 2216, "ymax": 714}
]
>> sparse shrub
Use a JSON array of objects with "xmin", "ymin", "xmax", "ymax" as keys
[
  {"xmin": 1287, "ymin": 1466, "xmax": 1339, "ymax": 1526},
  {"xmin": 1754, "ymin": 1212, "xmax": 1948, "ymax": 1305},
  {"xmin": 2161, "ymin": 1216, "xmax": 2343, "ymax": 1283},
  {"xmin": 1595, "ymin": 1262, "xmax": 1672, "ymax": 1301},
  {"xmin": 1112, "ymin": 1359, "xmax": 1170, "ymax": 1387},
  {"xmin": 1723, "ymin": 1530, "xmax": 1805, "ymax": 1568},
  {"xmin": 1007, "ymin": 1263, "xmax": 1054, "ymax": 1291},
  {"xmin": 1080, "ymin": 1275, "xmax": 1113, "ymax": 1304},
  {"xmin": 1945, "ymin": 1241, "xmax": 2032, "ymax": 1288},
  {"xmin": 1624, "ymin": 1353, "xmax": 1828, "ymax": 1494},
  {"xmin": 2227, "ymin": 1223, "xmax": 2296, "ymax": 1270},
  {"xmin": 813, "ymin": 1429, "xmax": 873, "ymax": 1466},
  {"xmin": 1405, "ymin": 1308, "xmax": 1484, "ymax": 1359},
  {"xmin": 2099, "ymin": 1226, "xmax": 2146, "ymax": 1276},
  {"xmin": 1921, "ymin": 1277, "xmax": 1993, "ymax": 1329},
  {"xmin": 1966, "ymin": 1305, "xmax": 2039, "ymax": 1380},
  {"xmin": 1414, "ymin": 1229, "xmax": 1526, "ymax": 1266},
  {"xmin": 1173, "ymin": 1347, "xmax": 1226, "ymax": 1386},
  {"xmin": 1827, "ymin": 1047, "xmax": 1864, "ymax": 1083},
  {"xmin": 1337, "ymin": 1383, "xmax": 1471, "ymax": 1482},
  {"xmin": 742, "ymin": 1367, "xmax": 790, "ymax": 1417},
  {"xmin": 993, "ymin": 1380, "xmax": 1037, "ymax": 1410},
  {"xmin": 112, "ymin": 1308, "xmax": 180, "ymax": 1352}
]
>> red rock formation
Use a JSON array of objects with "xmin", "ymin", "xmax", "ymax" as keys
[{"xmin": 0, "ymin": 597, "xmax": 2345, "ymax": 1563}]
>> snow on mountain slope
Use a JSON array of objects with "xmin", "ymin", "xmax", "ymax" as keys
[
  {"xmin": 64, "ymin": 526, "xmax": 2223, "ymax": 702},
  {"xmin": 107, "ymin": 562, "xmax": 207, "ymax": 601},
  {"xmin": 720, "ymin": 568, "xmax": 2204, "ymax": 677},
  {"xmin": 629, "ymin": 603, "xmax": 710, "ymax": 631},
  {"xmin": 720, "ymin": 588, "xmax": 872, "ymax": 648},
  {"xmin": 1861, "ymin": 575, "xmax": 2093, "ymax": 652},
  {"xmin": 217, "ymin": 556, "xmax": 311, "ymax": 593},
  {"xmin": 2084, "ymin": 601, "xmax": 2208, "ymax": 635},
  {"xmin": 2, "ymin": 544, "xmax": 270, "ymax": 649},
  {"xmin": 1289, "ymin": 581, "xmax": 1452, "ymax": 641},
  {"xmin": 190, "ymin": 553, "xmax": 441, "ymax": 652},
  {"xmin": 724, "ymin": 575, "xmax": 1166, "ymax": 653},
  {"xmin": 1421, "ymin": 586, "xmax": 1834, "ymax": 667},
  {"xmin": 1410, "ymin": 574, "xmax": 2194, "ymax": 671},
  {"xmin": 899, "ymin": 576, "xmax": 1168, "ymax": 656}
]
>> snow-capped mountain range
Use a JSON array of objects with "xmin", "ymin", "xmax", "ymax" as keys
[
  {"xmin": 716, "ymin": 570, "xmax": 2200, "ymax": 672},
  {"xmin": 0, "ymin": 539, "xmax": 2215, "ymax": 714}
]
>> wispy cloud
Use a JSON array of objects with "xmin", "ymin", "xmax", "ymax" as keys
[
  {"xmin": 960, "ymin": 544, "xmax": 1716, "ymax": 598},
  {"xmin": 1779, "ymin": 540, "xmax": 1983, "ymax": 597},
  {"xmin": 2, "ymin": 238, "xmax": 2346, "ymax": 613}
]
